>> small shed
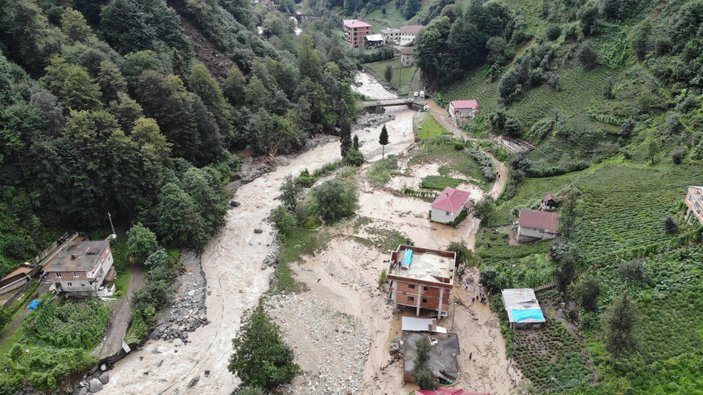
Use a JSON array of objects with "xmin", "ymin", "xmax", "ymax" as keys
[
  {"xmin": 364, "ymin": 34, "xmax": 384, "ymax": 48},
  {"xmin": 541, "ymin": 193, "xmax": 559, "ymax": 211},
  {"xmin": 501, "ymin": 288, "xmax": 545, "ymax": 329},
  {"xmin": 400, "ymin": 46, "xmax": 415, "ymax": 66},
  {"xmin": 402, "ymin": 316, "xmax": 447, "ymax": 334}
]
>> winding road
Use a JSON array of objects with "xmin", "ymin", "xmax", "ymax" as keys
[{"xmin": 426, "ymin": 99, "xmax": 509, "ymax": 199}]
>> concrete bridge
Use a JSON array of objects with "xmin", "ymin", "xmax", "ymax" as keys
[{"xmin": 360, "ymin": 98, "xmax": 427, "ymax": 113}]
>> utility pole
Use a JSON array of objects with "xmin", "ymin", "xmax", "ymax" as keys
[{"xmin": 107, "ymin": 211, "xmax": 116, "ymax": 239}]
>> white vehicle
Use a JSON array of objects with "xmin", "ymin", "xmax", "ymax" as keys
[
  {"xmin": 420, "ymin": 90, "xmax": 425, "ymax": 98},
  {"xmin": 413, "ymin": 91, "xmax": 419, "ymax": 97}
]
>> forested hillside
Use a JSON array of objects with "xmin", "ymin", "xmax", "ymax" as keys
[{"xmin": 0, "ymin": 0, "xmax": 356, "ymax": 274}]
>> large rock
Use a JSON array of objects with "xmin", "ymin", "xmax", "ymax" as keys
[
  {"xmin": 88, "ymin": 378, "xmax": 103, "ymax": 393},
  {"xmin": 98, "ymin": 372, "xmax": 109, "ymax": 384}
]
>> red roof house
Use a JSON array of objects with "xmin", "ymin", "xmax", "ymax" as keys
[
  {"xmin": 343, "ymin": 19, "xmax": 373, "ymax": 47},
  {"xmin": 448, "ymin": 100, "xmax": 480, "ymax": 126},
  {"xmin": 431, "ymin": 187, "xmax": 471, "ymax": 224},
  {"xmin": 517, "ymin": 209, "xmax": 559, "ymax": 242}
]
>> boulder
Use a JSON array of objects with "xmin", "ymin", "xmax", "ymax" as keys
[
  {"xmin": 254, "ymin": 228, "xmax": 263, "ymax": 234},
  {"xmin": 98, "ymin": 372, "xmax": 109, "ymax": 384},
  {"xmin": 228, "ymin": 200, "xmax": 241, "ymax": 208},
  {"xmin": 88, "ymin": 378, "xmax": 103, "ymax": 393}
]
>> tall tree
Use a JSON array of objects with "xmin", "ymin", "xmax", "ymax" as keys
[
  {"xmin": 604, "ymin": 292, "xmax": 639, "ymax": 360},
  {"xmin": 229, "ymin": 305, "xmax": 299, "ymax": 389},
  {"xmin": 127, "ymin": 222, "xmax": 158, "ymax": 262},
  {"xmin": 379, "ymin": 124, "xmax": 389, "ymax": 159},
  {"xmin": 41, "ymin": 57, "xmax": 103, "ymax": 111}
]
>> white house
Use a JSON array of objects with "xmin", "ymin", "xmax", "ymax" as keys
[
  {"xmin": 399, "ymin": 25, "xmax": 423, "ymax": 45},
  {"xmin": 448, "ymin": 100, "xmax": 480, "ymax": 126},
  {"xmin": 381, "ymin": 28, "xmax": 400, "ymax": 44},
  {"xmin": 516, "ymin": 209, "xmax": 559, "ymax": 242},
  {"xmin": 400, "ymin": 46, "xmax": 414, "ymax": 66},
  {"xmin": 430, "ymin": 187, "xmax": 471, "ymax": 224},
  {"xmin": 365, "ymin": 34, "xmax": 384, "ymax": 48},
  {"xmin": 43, "ymin": 240, "xmax": 116, "ymax": 296}
]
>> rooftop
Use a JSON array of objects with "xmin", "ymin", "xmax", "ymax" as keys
[
  {"xmin": 381, "ymin": 27, "xmax": 400, "ymax": 33},
  {"xmin": 519, "ymin": 209, "xmax": 559, "ymax": 233},
  {"xmin": 402, "ymin": 316, "xmax": 447, "ymax": 333},
  {"xmin": 343, "ymin": 19, "xmax": 372, "ymax": 29},
  {"xmin": 501, "ymin": 288, "xmax": 545, "ymax": 324},
  {"xmin": 365, "ymin": 34, "xmax": 384, "ymax": 41},
  {"xmin": 399, "ymin": 46, "xmax": 414, "ymax": 55},
  {"xmin": 403, "ymin": 332, "xmax": 460, "ymax": 382},
  {"xmin": 400, "ymin": 25, "xmax": 423, "ymax": 34},
  {"xmin": 542, "ymin": 193, "xmax": 558, "ymax": 202},
  {"xmin": 432, "ymin": 187, "xmax": 471, "ymax": 212},
  {"xmin": 388, "ymin": 245, "xmax": 455, "ymax": 285},
  {"xmin": 43, "ymin": 240, "xmax": 110, "ymax": 273},
  {"xmin": 450, "ymin": 99, "xmax": 479, "ymax": 110}
]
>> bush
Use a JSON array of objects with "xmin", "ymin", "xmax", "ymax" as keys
[
  {"xmin": 672, "ymin": 149, "xmax": 685, "ymax": 164},
  {"xmin": 229, "ymin": 305, "xmax": 299, "ymax": 389},
  {"xmin": 663, "ymin": 216, "xmax": 678, "ymax": 234},
  {"xmin": 473, "ymin": 197, "xmax": 496, "ymax": 225},
  {"xmin": 127, "ymin": 222, "xmax": 158, "ymax": 263},
  {"xmin": 617, "ymin": 259, "xmax": 649, "ymax": 285},
  {"xmin": 378, "ymin": 269, "xmax": 387, "ymax": 288},
  {"xmin": 574, "ymin": 277, "xmax": 601, "ymax": 312},
  {"xmin": 312, "ymin": 179, "xmax": 358, "ymax": 223},
  {"xmin": 271, "ymin": 207, "xmax": 298, "ymax": 239},
  {"xmin": 578, "ymin": 42, "xmax": 598, "ymax": 70},
  {"xmin": 343, "ymin": 148, "xmax": 364, "ymax": 166},
  {"xmin": 480, "ymin": 267, "xmax": 508, "ymax": 293},
  {"xmin": 546, "ymin": 25, "xmax": 561, "ymax": 41}
]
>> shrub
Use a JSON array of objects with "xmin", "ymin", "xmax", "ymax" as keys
[
  {"xmin": 578, "ymin": 42, "xmax": 598, "ymax": 70},
  {"xmin": 480, "ymin": 267, "xmax": 508, "ymax": 293},
  {"xmin": 344, "ymin": 149, "xmax": 364, "ymax": 166},
  {"xmin": 617, "ymin": 259, "xmax": 649, "ymax": 285},
  {"xmin": 229, "ymin": 305, "xmax": 299, "ymax": 389},
  {"xmin": 663, "ymin": 216, "xmax": 678, "ymax": 234},
  {"xmin": 127, "ymin": 222, "xmax": 158, "ymax": 263},
  {"xmin": 574, "ymin": 276, "xmax": 601, "ymax": 312},
  {"xmin": 412, "ymin": 336, "xmax": 437, "ymax": 390},
  {"xmin": 546, "ymin": 25, "xmax": 561, "ymax": 41},
  {"xmin": 26, "ymin": 301, "xmax": 111, "ymax": 349},
  {"xmin": 672, "ymin": 149, "xmax": 685, "ymax": 164},
  {"xmin": 378, "ymin": 269, "xmax": 387, "ymax": 288},
  {"xmin": 312, "ymin": 179, "xmax": 357, "ymax": 223},
  {"xmin": 271, "ymin": 207, "xmax": 298, "ymax": 239},
  {"xmin": 473, "ymin": 197, "xmax": 496, "ymax": 225}
]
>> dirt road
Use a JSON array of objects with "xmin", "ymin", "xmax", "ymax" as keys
[
  {"xmin": 426, "ymin": 100, "xmax": 508, "ymax": 199},
  {"xmin": 96, "ymin": 263, "xmax": 145, "ymax": 359}
]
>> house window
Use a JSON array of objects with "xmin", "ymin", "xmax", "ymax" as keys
[
  {"xmin": 67, "ymin": 282, "xmax": 73, "ymax": 287},
  {"xmin": 446, "ymin": 211, "xmax": 451, "ymax": 216},
  {"xmin": 408, "ymin": 284, "xmax": 416, "ymax": 289},
  {"xmin": 422, "ymin": 298, "xmax": 428, "ymax": 303},
  {"xmin": 81, "ymin": 283, "xmax": 85, "ymax": 286},
  {"xmin": 73, "ymin": 272, "xmax": 80, "ymax": 278},
  {"xmin": 408, "ymin": 296, "xmax": 415, "ymax": 302},
  {"xmin": 55, "ymin": 272, "xmax": 62, "ymax": 278},
  {"xmin": 423, "ymin": 286, "xmax": 428, "ymax": 291}
]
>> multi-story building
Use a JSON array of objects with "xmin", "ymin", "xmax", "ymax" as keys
[
  {"xmin": 43, "ymin": 240, "xmax": 115, "ymax": 296},
  {"xmin": 399, "ymin": 25, "xmax": 423, "ymax": 45},
  {"xmin": 343, "ymin": 19, "xmax": 373, "ymax": 48},
  {"xmin": 685, "ymin": 186, "xmax": 703, "ymax": 225},
  {"xmin": 387, "ymin": 245, "xmax": 456, "ymax": 317},
  {"xmin": 381, "ymin": 28, "xmax": 401, "ymax": 44}
]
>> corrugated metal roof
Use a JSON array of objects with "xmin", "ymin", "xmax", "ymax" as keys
[{"xmin": 519, "ymin": 209, "xmax": 559, "ymax": 233}]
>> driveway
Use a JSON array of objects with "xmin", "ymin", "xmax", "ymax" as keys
[{"xmin": 97, "ymin": 263, "xmax": 145, "ymax": 359}]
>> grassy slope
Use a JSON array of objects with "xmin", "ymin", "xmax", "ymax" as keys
[{"xmin": 365, "ymin": 56, "xmax": 417, "ymax": 95}]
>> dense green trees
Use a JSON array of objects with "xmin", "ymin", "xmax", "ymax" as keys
[
  {"xmin": 229, "ymin": 305, "xmax": 299, "ymax": 389},
  {"xmin": 416, "ymin": 2, "xmax": 523, "ymax": 87},
  {"xmin": 127, "ymin": 222, "xmax": 158, "ymax": 262}
]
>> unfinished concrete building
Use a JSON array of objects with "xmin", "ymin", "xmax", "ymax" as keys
[{"xmin": 388, "ymin": 245, "xmax": 456, "ymax": 317}]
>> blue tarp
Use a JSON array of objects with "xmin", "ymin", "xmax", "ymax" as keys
[
  {"xmin": 28, "ymin": 299, "xmax": 40, "ymax": 311},
  {"xmin": 403, "ymin": 250, "xmax": 414, "ymax": 268},
  {"xmin": 512, "ymin": 308, "xmax": 545, "ymax": 323}
]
